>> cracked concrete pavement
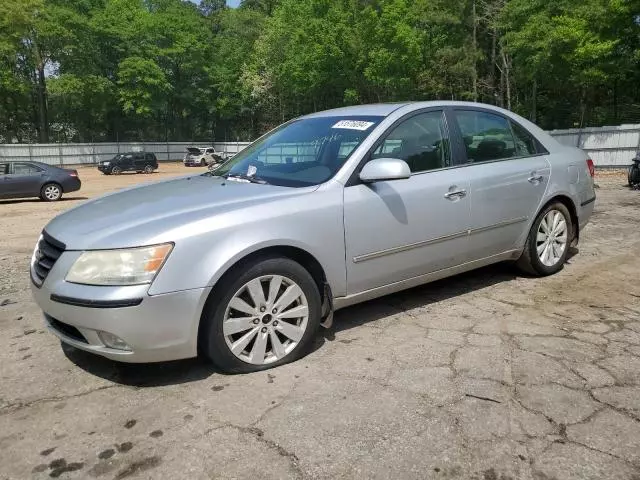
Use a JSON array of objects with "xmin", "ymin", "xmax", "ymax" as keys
[{"xmin": 1, "ymin": 166, "xmax": 640, "ymax": 479}]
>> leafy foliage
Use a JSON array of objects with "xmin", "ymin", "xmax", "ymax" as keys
[{"xmin": 0, "ymin": 0, "xmax": 638, "ymax": 142}]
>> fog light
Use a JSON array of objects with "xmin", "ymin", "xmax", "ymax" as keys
[{"xmin": 97, "ymin": 331, "xmax": 132, "ymax": 351}]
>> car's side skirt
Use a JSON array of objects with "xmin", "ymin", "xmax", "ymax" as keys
[{"xmin": 333, "ymin": 249, "xmax": 521, "ymax": 310}]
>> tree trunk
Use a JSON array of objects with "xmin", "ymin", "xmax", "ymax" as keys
[
  {"xmin": 613, "ymin": 78, "xmax": 618, "ymax": 122},
  {"xmin": 501, "ymin": 47, "xmax": 511, "ymax": 110},
  {"xmin": 490, "ymin": 29, "xmax": 497, "ymax": 102},
  {"xmin": 531, "ymin": 79, "xmax": 537, "ymax": 123},
  {"xmin": 35, "ymin": 56, "xmax": 49, "ymax": 143},
  {"xmin": 472, "ymin": 0, "xmax": 478, "ymax": 102}
]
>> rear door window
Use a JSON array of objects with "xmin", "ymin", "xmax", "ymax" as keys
[
  {"xmin": 12, "ymin": 163, "xmax": 41, "ymax": 175},
  {"xmin": 454, "ymin": 110, "xmax": 516, "ymax": 162}
]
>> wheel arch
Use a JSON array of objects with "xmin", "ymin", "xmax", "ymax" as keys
[
  {"xmin": 539, "ymin": 194, "xmax": 579, "ymax": 243},
  {"xmin": 196, "ymin": 245, "xmax": 328, "ymax": 348}
]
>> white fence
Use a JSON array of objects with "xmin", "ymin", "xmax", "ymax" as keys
[
  {"xmin": 0, "ymin": 142, "xmax": 251, "ymax": 167},
  {"xmin": 548, "ymin": 124, "xmax": 640, "ymax": 168},
  {"xmin": 1, "ymin": 124, "xmax": 639, "ymax": 168}
]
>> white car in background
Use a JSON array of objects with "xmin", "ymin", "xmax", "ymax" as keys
[{"xmin": 183, "ymin": 147, "xmax": 226, "ymax": 167}]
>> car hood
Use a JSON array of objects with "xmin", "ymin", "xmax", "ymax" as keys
[{"xmin": 44, "ymin": 175, "xmax": 316, "ymax": 250}]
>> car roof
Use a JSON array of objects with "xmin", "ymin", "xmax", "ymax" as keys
[
  {"xmin": 301, "ymin": 103, "xmax": 410, "ymax": 118},
  {"xmin": 4, "ymin": 160, "xmax": 51, "ymax": 168},
  {"xmin": 300, "ymin": 101, "xmax": 521, "ymax": 119}
]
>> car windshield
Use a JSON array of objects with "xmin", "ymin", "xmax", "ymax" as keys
[{"xmin": 209, "ymin": 116, "xmax": 384, "ymax": 187}]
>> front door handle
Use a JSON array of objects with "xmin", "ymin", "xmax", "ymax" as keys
[{"xmin": 444, "ymin": 189, "xmax": 467, "ymax": 200}]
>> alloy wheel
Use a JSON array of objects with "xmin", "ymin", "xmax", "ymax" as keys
[
  {"xmin": 536, "ymin": 209, "xmax": 568, "ymax": 267},
  {"xmin": 43, "ymin": 185, "xmax": 61, "ymax": 201},
  {"xmin": 222, "ymin": 275, "xmax": 309, "ymax": 365}
]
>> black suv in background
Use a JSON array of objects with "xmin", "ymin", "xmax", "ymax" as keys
[{"xmin": 98, "ymin": 152, "xmax": 158, "ymax": 175}]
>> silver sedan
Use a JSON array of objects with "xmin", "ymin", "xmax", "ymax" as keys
[{"xmin": 30, "ymin": 101, "xmax": 596, "ymax": 373}]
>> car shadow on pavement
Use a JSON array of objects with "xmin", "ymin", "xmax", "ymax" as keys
[
  {"xmin": 63, "ymin": 261, "xmax": 522, "ymax": 386},
  {"xmin": 62, "ymin": 344, "xmax": 220, "ymax": 387},
  {"xmin": 324, "ymin": 261, "xmax": 519, "ymax": 337},
  {"xmin": 0, "ymin": 196, "xmax": 88, "ymax": 205}
]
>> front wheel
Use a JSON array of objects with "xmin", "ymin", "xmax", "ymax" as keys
[
  {"xmin": 199, "ymin": 256, "xmax": 322, "ymax": 373},
  {"xmin": 111, "ymin": 165, "xmax": 122, "ymax": 175},
  {"xmin": 517, "ymin": 202, "xmax": 572, "ymax": 276},
  {"xmin": 200, "ymin": 159, "xmax": 206, "ymax": 167}
]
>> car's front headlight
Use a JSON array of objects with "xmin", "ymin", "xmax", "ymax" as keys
[
  {"xmin": 102, "ymin": 161, "xmax": 110, "ymax": 166},
  {"xmin": 65, "ymin": 243, "xmax": 173, "ymax": 286}
]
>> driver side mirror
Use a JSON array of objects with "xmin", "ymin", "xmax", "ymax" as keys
[{"xmin": 359, "ymin": 157, "xmax": 411, "ymax": 183}]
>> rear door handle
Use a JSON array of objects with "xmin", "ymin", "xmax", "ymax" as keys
[
  {"xmin": 528, "ymin": 174, "xmax": 544, "ymax": 183},
  {"xmin": 444, "ymin": 189, "xmax": 467, "ymax": 200}
]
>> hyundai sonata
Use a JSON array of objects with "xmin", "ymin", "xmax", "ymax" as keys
[{"xmin": 31, "ymin": 102, "xmax": 596, "ymax": 373}]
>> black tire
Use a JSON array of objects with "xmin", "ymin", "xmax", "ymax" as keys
[
  {"xmin": 200, "ymin": 159, "xmax": 206, "ymax": 167},
  {"xmin": 111, "ymin": 165, "xmax": 122, "ymax": 175},
  {"xmin": 144, "ymin": 164, "xmax": 154, "ymax": 174},
  {"xmin": 629, "ymin": 164, "xmax": 640, "ymax": 187},
  {"xmin": 517, "ymin": 202, "xmax": 573, "ymax": 276},
  {"xmin": 40, "ymin": 183, "xmax": 63, "ymax": 202},
  {"xmin": 199, "ymin": 256, "xmax": 322, "ymax": 373}
]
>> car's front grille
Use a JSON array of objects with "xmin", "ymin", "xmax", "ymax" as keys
[
  {"xmin": 46, "ymin": 315, "xmax": 88, "ymax": 343},
  {"xmin": 32, "ymin": 232, "xmax": 65, "ymax": 286}
]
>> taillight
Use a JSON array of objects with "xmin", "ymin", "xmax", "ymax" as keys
[
  {"xmin": 69, "ymin": 170, "xmax": 78, "ymax": 177},
  {"xmin": 586, "ymin": 158, "xmax": 595, "ymax": 178}
]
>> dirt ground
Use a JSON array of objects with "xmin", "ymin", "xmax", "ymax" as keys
[{"xmin": 0, "ymin": 165, "xmax": 639, "ymax": 480}]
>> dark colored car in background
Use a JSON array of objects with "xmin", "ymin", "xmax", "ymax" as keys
[
  {"xmin": 98, "ymin": 152, "xmax": 158, "ymax": 175},
  {"xmin": 0, "ymin": 161, "xmax": 81, "ymax": 202}
]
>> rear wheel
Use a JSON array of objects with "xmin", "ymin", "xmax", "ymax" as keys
[
  {"xmin": 40, "ymin": 183, "xmax": 62, "ymax": 202},
  {"xmin": 144, "ymin": 164, "xmax": 154, "ymax": 174},
  {"xmin": 200, "ymin": 256, "xmax": 322, "ymax": 373},
  {"xmin": 629, "ymin": 164, "xmax": 640, "ymax": 187},
  {"xmin": 517, "ymin": 202, "xmax": 572, "ymax": 276},
  {"xmin": 200, "ymin": 159, "xmax": 206, "ymax": 167}
]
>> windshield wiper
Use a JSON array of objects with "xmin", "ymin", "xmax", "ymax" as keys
[{"xmin": 223, "ymin": 173, "xmax": 268, "ymax": 184}]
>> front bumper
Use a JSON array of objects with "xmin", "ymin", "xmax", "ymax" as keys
[
  {"xmin": 183, "ymin": 158, "xmax": 205, "ymax": 166},
  {"xmin": 30, "ymin": 251, "xmax": 211, "ymax": 363}
]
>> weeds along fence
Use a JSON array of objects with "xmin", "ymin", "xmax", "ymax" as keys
[{"xmin": 1, "ymin": 124, "xmax": 639, "ymax": 168}]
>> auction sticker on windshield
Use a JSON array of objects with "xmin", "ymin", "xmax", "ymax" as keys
[{"xmin": 332, "ymin": 120, "xmax": 375, "ymax": 131}]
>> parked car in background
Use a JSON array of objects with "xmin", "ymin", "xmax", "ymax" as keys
[
  {"xmin": 98, "ymin": 152, "xmax": 158, "ymax": 175},
  {"xmin": 0, "ymin": 161, "xmax": 81, "ymax": 202},
  {"xmin": 184, "ymin": 146, "xmax": 226, "ymax": 167},
  {"xmin": 31, "ymin": 101, "xmax": 595, "ymax": 373}
]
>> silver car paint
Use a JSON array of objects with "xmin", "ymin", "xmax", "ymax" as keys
[{"xmin": 31, "ymin": 101, "xmax": 595, "ymax": 362}]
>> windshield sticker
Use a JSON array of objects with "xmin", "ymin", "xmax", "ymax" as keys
[
  {"xmin": 331, "ymin": 120, "xmax": 375, "ymax": 131},
  {"xmin": 247, "ymin": 164, "xmax": 257, "ymax": 177}
]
